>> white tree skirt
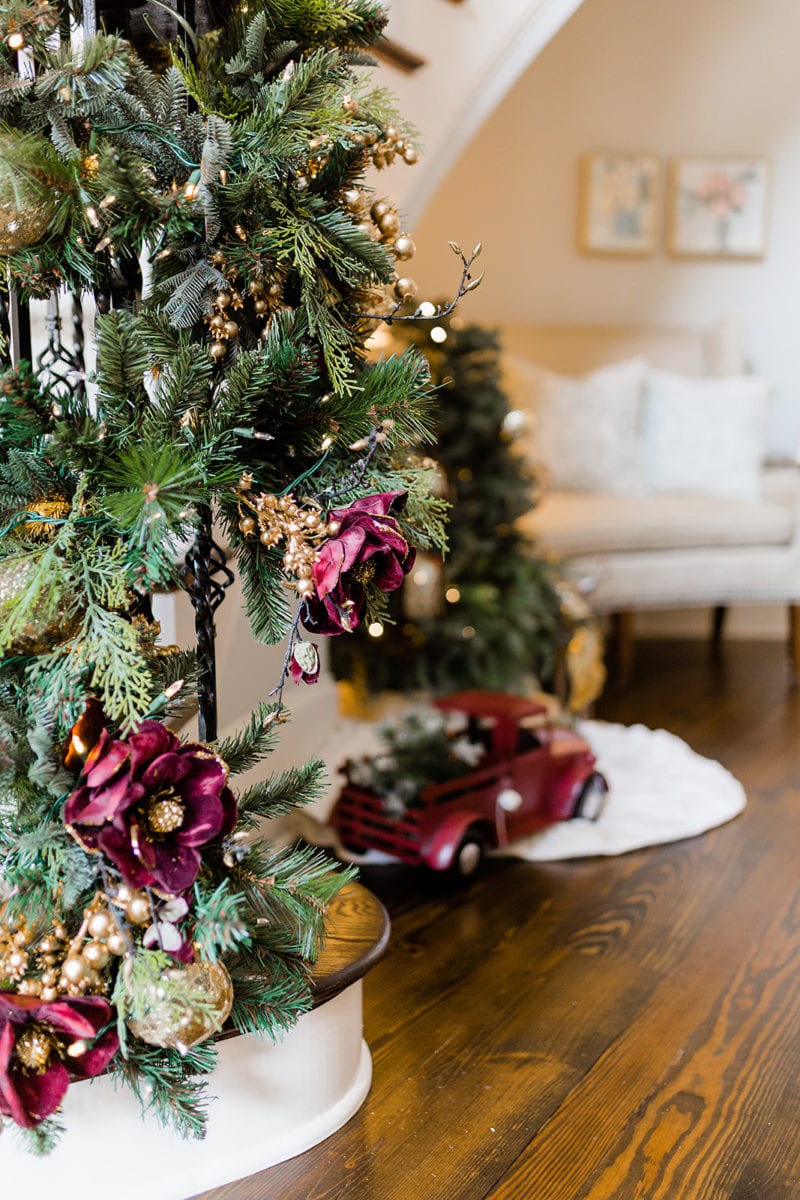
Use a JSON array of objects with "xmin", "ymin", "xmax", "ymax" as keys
[{"xmin": 496, "ymin": 720, "xmax": 746, "ymax": 861}]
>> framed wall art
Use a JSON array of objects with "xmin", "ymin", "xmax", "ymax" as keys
[
  {"xmin": 577, "ymin": 153, "xmax": 662, "ymax": 256},
  {"xmin": 666, "ymin": 157, "xmax": 769, "ymax": 259}
]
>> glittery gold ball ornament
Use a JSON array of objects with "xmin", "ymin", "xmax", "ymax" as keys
[
  {"xmin": 0, "ymin": 557, "xmax": 80, "ymax": 656},
  {"xmin": 127, "ymin": 961, "xmax": 235, "ymax": 1050},
  {"xmin": 0, "ymin": 166, "xmax": 57, "ymax": 255},
  {"xmin": 0, "ymin": 190, "xmax": 55, "ymax": 255}
]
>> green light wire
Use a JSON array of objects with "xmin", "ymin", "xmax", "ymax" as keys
[{"xmin": 278, "ymin": 449, "xmax": 331, "ymax": 497}]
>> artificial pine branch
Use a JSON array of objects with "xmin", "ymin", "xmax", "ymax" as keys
[
  {"xmin": 236, "ymin": 758, "xmax": 327, "ymax": 824},
  {"xmin": 214, "ymin": 700, "xmax": 282, "ymax": 776}
]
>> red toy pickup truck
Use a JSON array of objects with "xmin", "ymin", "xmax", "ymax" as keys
[{"xmin": 330, "ymin": 690, "xmax": 607, "ymax": 878}]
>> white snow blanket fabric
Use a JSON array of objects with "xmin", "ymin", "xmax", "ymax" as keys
[{"xmin": 496, "ymin": 719, "xmax": 746, "ymax": 862}]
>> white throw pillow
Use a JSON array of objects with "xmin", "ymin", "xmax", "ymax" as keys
[
  {"xmin": 503, "ymin": 355, "xmax": 648, "ymax": 496},
  {"xmin": 643, "ymin": 370, "xmax": 769, "ymax": 501}
]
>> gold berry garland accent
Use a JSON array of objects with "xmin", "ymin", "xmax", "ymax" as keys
[
  {"xmin": 341, "ymin": 189, "xmax": 419, "ymax": 304},
  {"xmin": 205, "ymin": 248, "xmax": 286, "ymax": 361},
  {"xmin": 57, "ymin": 892, "xmax": 134, "ymax": 997},
  {"xmin": 235, "ymin": 475, "xmax": 340, "ymax": 599}
]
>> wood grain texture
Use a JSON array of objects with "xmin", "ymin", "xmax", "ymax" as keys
[
  {"xmin": 311, "ymin": 881, "xmax": 390, "ymax": 1006},
  {"xmin": 194, "ymin": 641, "xmax": 800, "ymax": 1200}
]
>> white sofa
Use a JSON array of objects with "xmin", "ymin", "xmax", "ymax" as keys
[{"xmin": 500, "ymin": 322, "xmax": 800, "ymax": 679}]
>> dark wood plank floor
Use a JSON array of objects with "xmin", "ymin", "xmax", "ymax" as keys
[{"xmin": 198, "ymin": 640, "xmax": 800, "ymax": 1200}]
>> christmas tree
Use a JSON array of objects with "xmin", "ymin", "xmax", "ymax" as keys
[
  {"xmin": 333, "ymin": 312, "xmax": 583, "ymax": 698},
  {"xmin": 0, "ymin": 0, "xmax": 477, "ymax": 1150}
]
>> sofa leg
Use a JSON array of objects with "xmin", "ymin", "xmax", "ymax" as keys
[
  {"xmin": 711, "ymin": 605, "xmax": 727, "ymax": 650},
  {"xmin": 789, "ymin": 605, "xmax": 800, "ymax": 683},
  {"xmin": 611, "ymin": 611, "xmax": 635, "ymax": 688}
]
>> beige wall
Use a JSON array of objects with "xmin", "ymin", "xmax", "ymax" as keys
[{"xmin": 410, "ymin": 0, "xmax": 800, "ymax": 460}]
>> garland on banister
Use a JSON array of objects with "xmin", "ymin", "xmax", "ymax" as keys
[{"xmin": 0, "ymin": 0, "xmax": 474, "ymax": 1152}]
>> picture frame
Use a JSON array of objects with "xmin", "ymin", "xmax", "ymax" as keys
[
  {"xmin": 666, "ymin": 157, "xmax": 769, "ymax": 260},
  {"xmin": 577, "ymin": 153, "xmax": 662, "ymax": 257}
]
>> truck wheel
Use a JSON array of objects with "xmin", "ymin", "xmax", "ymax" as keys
[
  {"xmin": 573, "ymin": 771, "xmax": 607, "ymax": 821},
  {"xmin": 451, "ymin": 832, "xmax": 484, "ymax": 880}
]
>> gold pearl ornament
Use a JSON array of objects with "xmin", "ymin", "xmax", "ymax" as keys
[
  {"xmin": 127, "ymin": 961, "xmax": 235, "ymax": 1050},
  {"xmin": 126, "ymin": 895, "xmax": 152, "ymax": 926},
  {"xmin": 378, "ymin": 211, "xmax": 400, "ymax": 238},
  {"xmin": 393, "ymin": 234, "xmax": 416, "ymax": 261},
  {"xmin": 343, "ymin": 188, "xmax": 362, "ymax": 213},
  {"xmin": 394, "ymin": 277, "xmax": 418, "ymax": 301},
  {"xmin": 58, "ymin": 892, "xmax": 129, "ymax": 996}
]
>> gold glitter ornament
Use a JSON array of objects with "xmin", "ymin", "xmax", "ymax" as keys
[
  {"xmin": 127, "ymin": 961, "xmax": 234, "ymax": 1050},
  {"xmin": 0, "ymin": 190, "xmax": 55, "ymax": 255},
  {"xmin": 0, "ymin": 557, "xmax": 80, "ymax": 656}
]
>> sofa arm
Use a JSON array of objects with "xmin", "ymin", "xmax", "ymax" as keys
[{"xmin": 761, "ymin": 464, "xmax": 800, "ymax": 522}]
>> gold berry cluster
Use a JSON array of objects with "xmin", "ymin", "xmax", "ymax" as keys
[
  {"xmin": 131, "ymin": 615, "xmax": 182, "ymax": 660},
  {"xmin": 342, "ymin": 190, "xmax": 418, "ymax": 304},
  {"xmin": 367, "ymin": 121, "xmax": 418, "ymax": 171},
  {"xmin": 295, "ymin": 92, "xmax": 417, "ymax": 187},
  {"xmin": 3, "ymin": 888, "xmax": 157, "ymax": 1002},
  {"xmin": 55, "ymin": 887, "xmax": 158, "ymax": 998},
  {"xmin": 236, "ymin": 476, "xmax": 340, "ymax": 599},
  {"xmin": 205, "ymin": 249, "xmax": 285, "ymax": 362},
  {"xmin": 0, "ymin": 915, "xmax": 57, "ymax": 987}
]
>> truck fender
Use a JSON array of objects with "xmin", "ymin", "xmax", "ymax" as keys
[
  {"xmin": 552, "ymin": 760, "xmax": 597, "ymax": 820},
  {"xmin": 422, "ymin": 812, "xmax": 491, "ymax": 872}
]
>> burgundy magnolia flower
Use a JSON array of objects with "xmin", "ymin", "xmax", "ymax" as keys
[
  {"xmin": 303, "ymin": 492, "xmax": 416, "ymax": 635},
  {"xmin": 0, "ymin": 992, "xmax": 118, "ymax": 1129},
  {"xmin": 65, "ymin": 721, "xmax": 237, "ymax": 896}
]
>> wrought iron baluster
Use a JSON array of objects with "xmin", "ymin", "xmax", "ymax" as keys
[
  {"xmin": 6, "ymin": 291, "xmax": 32, "ymax": 367},
  {"xmin": 173, "ymin": 0, "xmax": 232, "ymax": 744},
  {"xmin": 37, "ymin": 291, "xmax": 87, "ymax": 400},
  {"xmin": 185, "ymin": 507, "xmax": 234, "ymax": 742}
]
